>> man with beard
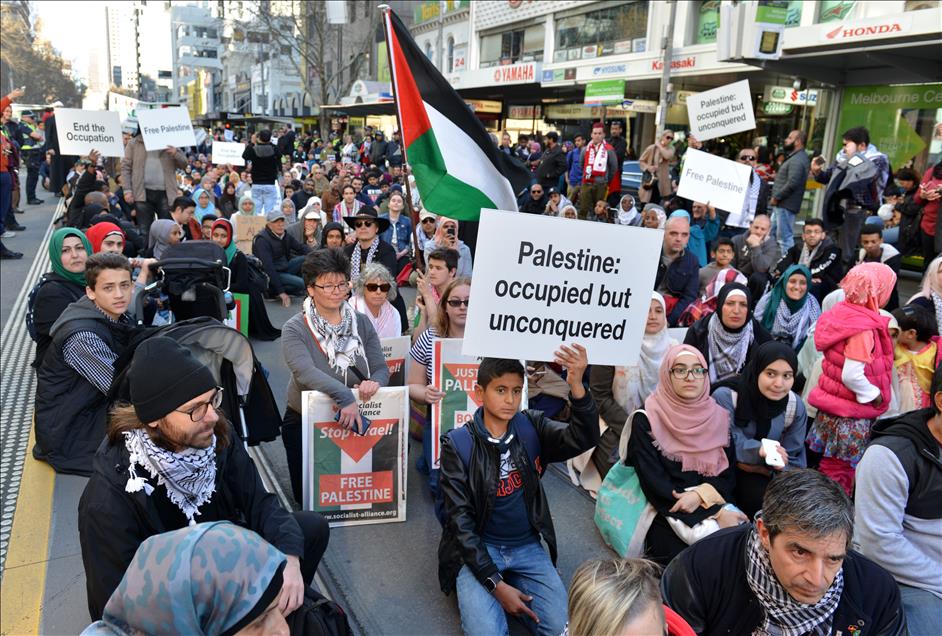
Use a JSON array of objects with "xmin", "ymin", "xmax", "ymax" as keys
[
  {"xmin": 771, "ymin": 218, "xmax": 842, "ymax": 303},
  {"xmin": 770, "ymin": 129, "xmax": 811, "ymax": 256}
]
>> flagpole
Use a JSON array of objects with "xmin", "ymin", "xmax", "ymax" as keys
[{"xmin": 379, "ymin": 4, "xmax": 425, "ymax": 274}]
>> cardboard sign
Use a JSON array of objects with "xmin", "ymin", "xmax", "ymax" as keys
[
  {"xmin": 233, "ymin": 214, "xmax": 266, "ymax": 255},
  {"xmin": 381, "ymin": 336, "xmax": 410, "ymax": 386},
  {"xmin": 223, "ymin": 292, "xmax": 250, "ymax": 336},
  {"xmin": 137, "ymin": 106, "xmax": 197, "ymax": 150},
  {"xmin": 462, "ymin": 209, "xmax": 663, "ymax": 367},
  {"xmin": 430, "ymin": 338, "xmax": 481, "ymax": 470},
  {"xmin": 301, "ymin": 387, "xmax": 408, "ymax": 526},
  {"xmin": 212, "ymin": 141, "xmax": 247, "ymax": 166},
  {"xmin": 676, "ymin": 148, "xmax": 753, "ymax": 220},
  {"xmin": 685, "ymin": 80, "xmax": 756, "ymax": 141},
  {"xmin": 54, "ymin": 108, "xmax": 125, "ymax": 157}
]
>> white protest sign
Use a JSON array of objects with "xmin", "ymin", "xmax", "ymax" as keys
[
  {"xmin": 463, "ymin": 210, "xmax": 662, "ymax": 366},
  {"xmin": 54, "ymin": 108, "xmax": 125, "ymax": 157},
  {"xmin": 676, "ymin": 148, "xmax": 753, "ymax": 218},
  {"xmin": 685, "ymin": 79, "xmax": 756, "ymax": 142},
  {"xmin": 137, "ymin": 106, "xmax": 197, "ymax": 150},
  {"xmin": 381, "ymin": 336, "xmax": 410, "ymax": 386},
  {"xmin": 211, "ymin": 141, "xmax": 246, "ymax": 166}
]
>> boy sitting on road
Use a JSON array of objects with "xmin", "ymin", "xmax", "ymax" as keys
[{"xmin": 437, "ymin": 347, "xmax": 599, "ymax": 636}]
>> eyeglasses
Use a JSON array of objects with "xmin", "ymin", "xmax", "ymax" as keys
[
  {"xmin": 175, "ymin": 387, "xmax": 224, "ymax": 421},
  {"xmin": 446, "ymin": 298, "xmax": 470, "ymax": 307},
  {"xmin": 739, "ymin": 155, "xmax": 756, "ymax": 161},
  {"xmin": 421, "ymin": 218, "xmax": 436, "ymax": 224},
  {"xmin": 664, "ymin": 136, "xmax": 674, "ymax": 141},
  {"xmin": 312, "ymin": 281, "xmax": 349, "ymax": 293},
  {"xmin": 669, "ymin": 367, "xmax": 708, "ymax": 380},
  {"xmin": 354, "ymin": 220, "xmax": 374, "ymax": 228},
  {"xmin": 365, "ymin": 283, "xmax": 391, "ymax": 293}
]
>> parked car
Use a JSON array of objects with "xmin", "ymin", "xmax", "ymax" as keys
[{"xmin": 621, "ymin": 160, "xmax": 642, "ymax": 199}]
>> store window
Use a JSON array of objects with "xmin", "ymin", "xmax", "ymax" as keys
[
  {"xmin": 784, "ymin": 0, "xmax": 804, "ymax": 27},
  {"xmin": 904, "ymin": 0, "xmax": 939, "ymax": 9},
  {"xmin": 555, "ymin": 2, "xmax": 648, "ymax": 61},
  {"xmin": 817, "ymin": 0, "xmax": 857, "ymax": 23},
  {"xmin": 479, "ymin": 23, "xmax": 544, "ymax": 68},
  {"xmin": 693, "ymin": 0, "xmax": 720, "ymax": 44}
]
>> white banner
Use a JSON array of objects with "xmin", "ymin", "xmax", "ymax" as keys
[
  {"xmin": 211, "ymin": 140, "xmax": 246, "ymax": 166},
  {"xmin": 54, "ymin": 108, "xmax": 125, "ymax": 157},
  {"xmin": 685, "ymin": 79, "xmax": 756, "ymax": 142},
  {"xmin": 676, "ymin": 148, "xmax": 753, "ymax": 218},
  {"xmin": 462, "ymin": 210, "xmax": 662, "ymax": 366},
  {"xmin": 137, "ymin": 106, "xmax": 197, "ymax": 150}
]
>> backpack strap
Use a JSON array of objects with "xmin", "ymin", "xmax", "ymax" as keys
[
  {"xmin": 449, "ymin": 414, "xmax": 543, "ymax": 475},
  {"xmin": 783, "ymin": 392, "xmax": 798, "ymax": 429},
  {"xmin": 619, "ymin": 410, "xmax": 646, "ymax": 462},
  {"xmin": 449, "ymin": 425, "xmax": 473, "ymax": 468}
]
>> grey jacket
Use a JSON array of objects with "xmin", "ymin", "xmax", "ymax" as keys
[
  {"xmin": 120, "ymin": 135, "xmax": 187, "ymax": 206},
  {"xmin": 770, "ymin": 149, "xmax": 810, "ymax": 213},
  {"xmin": 282, "ymin": 310, "xmax": 389, "ymax": 414}
]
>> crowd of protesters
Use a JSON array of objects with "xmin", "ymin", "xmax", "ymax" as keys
[{"xmin": 2, "ymin": 79, "xmax": 940, "ymax": 635}]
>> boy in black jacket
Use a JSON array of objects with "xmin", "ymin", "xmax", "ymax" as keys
[{"xmin": 438, "ymin": 347, "xmax": 598, "ymax": 636}]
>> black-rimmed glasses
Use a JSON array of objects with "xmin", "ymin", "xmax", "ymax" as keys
[{"xmin": 175, "ymin": 387, "xmax": 224, "ymax": 421}]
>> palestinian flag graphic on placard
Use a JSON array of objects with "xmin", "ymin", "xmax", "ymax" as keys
[{"xmin": 382, "ymin": 9, "xmax": 531, "ymax": 220}]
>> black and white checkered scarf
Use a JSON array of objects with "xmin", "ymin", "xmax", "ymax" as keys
[{"xmin": 745, "ymin": 527, "xmax": 843, "ymax": 636}]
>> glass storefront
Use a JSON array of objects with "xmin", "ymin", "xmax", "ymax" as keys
[
  {"xmin": 554, "ymin": 2, "xmax": 648, "ymax": 62},
  {"xmin": 479, "ymin": 24, "xmax": 544, "ymax": 68}
]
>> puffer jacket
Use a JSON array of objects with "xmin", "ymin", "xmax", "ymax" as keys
[{"xmin": 808, "ymin": 301, "xmax": 892, "ymax": 419}]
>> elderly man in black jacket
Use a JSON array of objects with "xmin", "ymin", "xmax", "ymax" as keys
[
  {"xmin": 78, "ymin": 337, "xmax": 329, "ymax": 621},
  {"xmin": 662, "ymin": 469, "xmax": 906, "ymax": 636},
  {"xmin": 253, "ymin": 207, "xmax": 312, "ymax": 306}
]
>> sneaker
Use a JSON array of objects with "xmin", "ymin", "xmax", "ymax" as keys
[
  {"xmin": 14, "ymin": 207, "xmax": 25, "ymax": 214},
  {"xmin": 1, "ymin": 231, "xmax": 15, "ymax": 239},
  {"xmin": 27, "ymin": 198, "xmax": 43, "ymax": 205},
  {"xmin": 6, "ymin": 223, "xmax": 26, "ymax": 232},
  {"xmin": 0, "ymin": 249, "xmax": 23, "ymax": 259}
]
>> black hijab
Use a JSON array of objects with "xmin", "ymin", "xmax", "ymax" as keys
[
  {"xmin": 728, "ymin": 341, "xmax": 798, "ymax": 440},
  {"xmin": 715, "ymin": 282, "xmax": 752, "ymax": 334}
]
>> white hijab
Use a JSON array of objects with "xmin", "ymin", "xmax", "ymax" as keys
[{"xmin": 613, "ymin": 292, "xmax": 676, "ymax": 413}]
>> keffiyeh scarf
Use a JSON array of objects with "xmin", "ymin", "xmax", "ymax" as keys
[
  {"xmin": 933, "ymin": 292, "xmax": 942, "ymax": 336},
  {"xmin": 745, "ymin": 529, "xmax": 843, "ymax": 636},
  {"xmin": 708, "ymin": 313, "xmax": 755, "ymax": 382},
  {"xmin": 123, "ymin": 429, "xmax": 217, "ymax": 526},
  {"xmin": 304, "ymin": 297, "xmax": 366, "ymax": 376},
  {"xmin": 350, "ymin": 237, "xmax": 380, "ymax": 282}
]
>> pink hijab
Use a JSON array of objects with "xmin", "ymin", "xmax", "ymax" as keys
[
  {"xmin": 644, "ymin": 344, "xmax": 730, "ymax": 477},
  {"xmin": 840, "ymin": 262, "xmax": 896, "ymax": 312}
]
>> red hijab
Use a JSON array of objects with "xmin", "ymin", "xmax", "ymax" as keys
[{"xmin": 85, "ymin": 222, "xmax": 125, "ymax": 254}]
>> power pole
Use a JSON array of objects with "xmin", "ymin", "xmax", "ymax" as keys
[{"xmin": 656, "ymin": 0, "xmax": 677, "ymax": 138}]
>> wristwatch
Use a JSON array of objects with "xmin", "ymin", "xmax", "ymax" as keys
[{"xmin": 483, "ymin": 573, "xmax": 503, "ymax": 593}]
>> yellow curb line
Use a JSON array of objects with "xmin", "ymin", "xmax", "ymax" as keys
[{"xmin": 1, "ymin": 422, "xmax": 55, "ymax": 635}]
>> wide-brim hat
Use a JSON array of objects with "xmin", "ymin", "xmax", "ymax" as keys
[{"xmin": 344, "ymin": 206, "xmax": 390, "ymax": 232}]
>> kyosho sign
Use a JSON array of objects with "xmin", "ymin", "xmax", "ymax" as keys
[{"xmin": 821, "ymin": 14, "xmax": 912, "ymax": 42}]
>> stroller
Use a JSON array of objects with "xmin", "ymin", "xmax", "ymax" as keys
[
  {"xmin": 110, "ymin": 317, "xmax": 281, "ymax": 445},
  {"xmin": 135, "ymin": 241, "xmax": 233, "ymax": 326}
]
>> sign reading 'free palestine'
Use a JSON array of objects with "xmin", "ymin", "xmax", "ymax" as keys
[{"xmin": 137, "ymin": 106, "xmax": 197, "ymax": 150}]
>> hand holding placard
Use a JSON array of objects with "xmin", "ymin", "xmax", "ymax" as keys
[
  {"xmin": 676, "ymin": 149, "xmax": 753, "ymax": 219},
  {"xmin": 685, "ymin": 80, "xmax": 756, "ymax": 142}
]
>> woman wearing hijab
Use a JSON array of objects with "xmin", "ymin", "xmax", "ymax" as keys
[
  {"xmin": 279, "ymin": 197, "xmax": 297, "ymax": 224},
  {"xmin": 588, "ymin": 293, "xmax": 677, "ymax": 483},
  {"xmin": 32, "ymin": 228, "xmax": 92, "ymax": 369},
  {"xmin": 148, "ymin": 219, "xmax": 182, "ymax": 259},
  {"xmin": 626, "ymin": 345, "xmax": 746, "ymax": 565},
  {"xmin": 712, "ymin": 342, "xmax": 808, "ymax": 518},
  {"xmin": 210, "ymin": 218, "xmax": 281, "ymax": 342},
  {"xmin": 280, "ymin": 248, "xmax": 389, "ymax": 504},
  {"xmin": 86, "ymin": 222, "xmax": 126, "ymax": 255},
  {"xmin": 754, "ymin": 264, "xmax": 821, "ymax": 351},
  {"xmin": 807, "ymin": 262, "xmax": 896, "ymax": 495},
  {"xmin": 684, "ymin": 283, "xmax": 771, "ymax": 382},
  {"xmin": 81, "ymin": 521, "xmax": 289, "ymax": 636},
  {"xmin": 287, "ymin": 199, "xmax": 324, "ymax": 250},
  {"xmin": 615, "ymin": 193, "xmax": 641, "ymax": 226},
  {"xmin": 908, "ymin": 254, "xmax": 942, "ymax": 335},
  {"xmin": 191, "ymin": 188, "xmax": 216, "ymax": 222},
  {"xmin": 216, "ymin": 181, "xmax": 238, "ymax": 217}
]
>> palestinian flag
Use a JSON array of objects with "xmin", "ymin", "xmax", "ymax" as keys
[{"xmin": 382, "ymin": 9, "xmax": 530, "ymax": 221}]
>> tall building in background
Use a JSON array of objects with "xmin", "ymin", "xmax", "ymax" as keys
[
  {"xmin": 137, "ymin": 1, "xmax": 174, "ymax": 102},
  {"xmin": 170, "ymin": 3, "xmax": 223, "ymax": 113},
  {"xmin": 106, "ymin": 3, "xmax": 139, "ymax": 92}
]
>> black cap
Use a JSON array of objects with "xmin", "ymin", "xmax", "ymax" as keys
[
  {"xmin": 20, "ymin": 110, "xmax": 35, "ymax": 119},
  {"xmin": 129, "ymin": 337, "xmax": 217, "ymax": 423}
]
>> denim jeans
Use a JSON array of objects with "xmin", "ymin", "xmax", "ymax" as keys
[
  {"xmin": 455, "ymin": 541, "xmax": 568, "ymax": 636},
  {"xmin": 276, "ymin": 254, "xmax": 306, "ymax": 295},
  {"xmin": 898, "ymin": 583, "xmax": 942, "ymax": 636},
  {"xmin": 771, "ymin": 206, "xmax": 797, "ymax": 257},
  {"xmin": 252, "ymin": 183, "xmax": 281, "ymax": 215}
]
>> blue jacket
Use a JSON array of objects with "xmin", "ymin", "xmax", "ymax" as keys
[
  {"xmin": 688, "ymin": 216, "xmax": 720, "ymax": 267},
  {"xmin": 379, "ymin": 213, "xmax": 412, "ymax": 253},
  {"xmin": 655, "ymin": 249, "xmax": 700, "ymax": 326},
  {"xmin": 566, "ymin": 147, "xmax": 584, "ymax": 186}
]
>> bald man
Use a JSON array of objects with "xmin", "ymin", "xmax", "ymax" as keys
[{"xmin": 655, "ymin": 215, "xmax": 700, "ymax": 326}]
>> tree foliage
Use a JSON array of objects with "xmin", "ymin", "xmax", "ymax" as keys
[{"xmin": 0, "ymin": 4, "xmax": 86, "ymax": 106}]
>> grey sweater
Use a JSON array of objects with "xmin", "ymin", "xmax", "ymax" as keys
[
  {"xmin": 731, "ymin": 234, "xmax": 779, "ymax": 276},
  {"xmin": 282, "ymin": 311, "xmax": 390, "ymax": 414}
]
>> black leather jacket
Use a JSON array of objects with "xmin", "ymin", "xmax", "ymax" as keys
[{"xmin": 437, "ymin": 394, "xmax": 599, "ymax": 594}]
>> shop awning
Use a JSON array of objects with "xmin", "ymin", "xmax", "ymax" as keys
[{"xmin": 320, "ymin": 101, "xmax": 397, "ymax": 116}]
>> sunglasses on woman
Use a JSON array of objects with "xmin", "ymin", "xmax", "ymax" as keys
[
  {"xmin": 447, "ymin": 299, "xmax": 470, "ymax": 307},
  {"xmin": 365, "ymin": 283, "xmax": 391, "ymax": 293},
  {"xmin": 354, "ymin": 220, "xmax": 374, "ymax": 228}
]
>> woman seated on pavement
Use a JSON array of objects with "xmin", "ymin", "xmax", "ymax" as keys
[
  {"xmin": 712, "ymin": 341, "xmax": 807, "ymax": 519},
  {"xmin": 147, "ymin": 219, "xmax": 183, "ymax": 259},
  {"xmin": 32, "ymin": 228, "xmax": 92, "ymax": 369},
  {"xmin": 754, "ymin": 264, "xmax": 821, "ymax": 352},
  {"xmin": 192, "ymin": 187, "xmax": 216, "ymax": 222},
  {"xmin": 216, "ymin": 181, "xmax": 238, "ymax": 218},
  {"xmin": 280, "ymin": 197, "xmax": 297, "ymax": 225},
  {"xmin": 280, "ymin": 249, "xmax": 389, "ymax": 504},
  {"xmin": 626, "ymin": 344, "xmax": 746, "ymax": 566},
  {"xmin": 407, "ymin": 278, "xmax": 471, "ymax": 494},
  {"xmin": 684, "ymin": 283, "xmax": 771, "ymax": 383},
  {"xmin": 287, "ymin": 200, "xmax": 324, "ymax": 250},
  {"xmin": 350, "ymin": 262, "xmax": 402, "ymax": 339},
  {"xmin": 81, "ymin": 522, "xmax": 290, "ymax": 636},
  {"xmin": 210, "ymin": 218, "xmax": 281, "ymax": 342},
  {"xmin": 586, "ymin": 292, "xmax": 675, "ymax": 484}
]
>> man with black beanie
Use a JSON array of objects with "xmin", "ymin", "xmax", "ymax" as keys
[{"xmin": 78, "ymin": 337, "xmax": 329, "ymax": 621}]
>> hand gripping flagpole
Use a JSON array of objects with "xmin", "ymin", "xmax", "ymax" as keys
[{"xmin": 378, "ymin": 5, "xmax": 425, "ymax": 274}]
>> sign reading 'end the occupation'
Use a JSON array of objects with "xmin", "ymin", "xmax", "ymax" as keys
[{"xmin": 463, "ymin": 209, "xmax": 662, "ymax": 366}]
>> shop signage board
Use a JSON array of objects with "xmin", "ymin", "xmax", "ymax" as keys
[
  {"xmin": 819, "ymin": 13, "xmax": 912, "ymax": 43},
  {"xmin": 137, "ymin": 106, "xmax": 197, "ymax": 150},
  {"xmin": 54, "ymin": 108, "xmax": 125, "ymax": 157},
  {"xmin": 508, "ymin": 105, "xmax": 542, "ymax": 119},
  {"xmin": 430, "ymin": 338, "xmax": 481, "ymax": 470},
  {"xmin": 210, "ymin": 141, "xmax": 246, "ymax": 166},
  {"xmin": 301, "ymin": 387, "xmax": 409, "ymax": 526},
  {"xmin": 584, "ymin": 79, "xmax": 626, "ymax": 105},
  {"xmin": 763, "ymin": 86, "xmax": 819, "ymax": 106},
  {"xmin": 462, "ymin": 209, "xmax": 662, "ymax": 367},
  {"xmin": 465, "ymin": 99, "xmax": 502, "ymax": 114},
  {"xmin": 452, "ymin": 62, "xmax": 540, "ymax": 89},
  {"xmin": 381, "ymin": 336, "xmax": 410, "ymax": 387},
  {"xmin": 545, "ymin": 104, "xmax": 605, "ymax": 120},
  {"xmin": 676, "ymin": 149, "xmax": 753, "ymax": 222},
  {"xmin": 685, "ymin": 79, "xmax": 756, "ymax": 141},
  {"xmin": 575, "ymin": 63, "xmax": 628, "ymax": 82}
]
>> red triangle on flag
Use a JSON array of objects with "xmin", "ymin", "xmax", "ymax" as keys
[{"xmin": 315, "ymin": 419, "xmax": 394, "ymax": 463}]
